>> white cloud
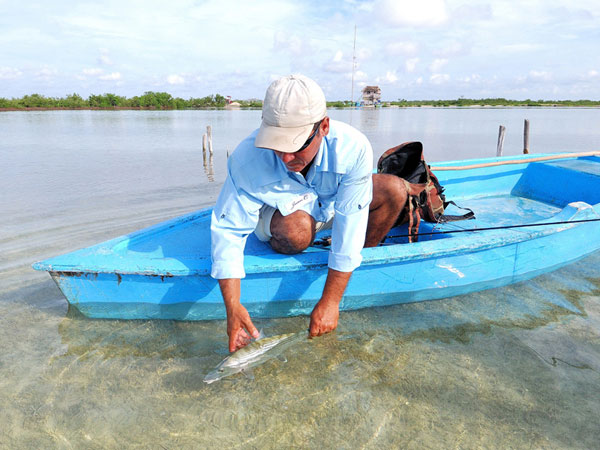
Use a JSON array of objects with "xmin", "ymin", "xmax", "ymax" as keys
[
  {"xmin": 386, "ymin": 41, "xmax": 418, "ymax": 56},
  {"xmin": 348, "ymin": 70, "xmax": 368, "ymax": 82},
  {"xmin": 587, "ymin": 70, "xmax": 599, "ymax": 78},
  {"xmin": 376, "ymin": 0, "xmax": 449, "ymax": 27},
  {"xmin": 429, "ymin": 58, "xmax": 448, "ymax": 72},
  {"xmin": 36, "ymin": 67, "xmax": 58, "ymax": 79},
  {"xmin": 82, "ymin": 68, "xmax": 103, "ymax": 76},
  {"xmin": 376, "ymin": 70, "xmax": 398, "ymax": 84},
  {"xmin": 451, "ymin": 4, "xmax": 492, "ymax": 22},
  {"xmin": 167, "ymin": 74, "xmax": 185, "ymax": 85},
  {"xmin": 98, "ymin": 48, "xmax": 113, "ymax": 65},
  {"xmin": 273, "ymin": 31, "xmax": 308, "ymax": 57},
  {"xmin": 324, "ymin": 50, "xmax": 352, "ymax": 74},
  {"xmin": 99, "ymin": 72, "xmax": 121, "ymax": 81},
  {"xmin": 357, "ymin": 48, "xmax": 372, "ymax": 60},
  {"xmin": 528, "ymin": 70, "xmax": 552, "ymax": 81},
  {"xmin": 405, "ymin": 58, "xmax": 419, "ymax": 73},
  {"xmin": 434, "ymin": 41, "xmax": 467, "ymax": 58},
  {"xmin": 430, "ymin": 73, "xmax": 450, "ymax": 84},
  {"xmin": 385, "ymin": 71, "xmax": 398, "ymax": 83},
  {"xmin": 0, "ymin": 66, "xmax": 23, "ymax": 80},
  {"xmin": 501, "ymin": 43, "xmax": 543, "ymax": 53},
  {"xmin": 459, "ymin": 74, "xmax": 482, "ymax": 83}
]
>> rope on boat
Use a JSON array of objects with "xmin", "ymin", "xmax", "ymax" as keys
[
  {"xmin": 311, "ymin": 217, "xmax": 600, "ymax": 247},
  {"xmin": 429, "ymin": 151, "xmax": 600, "ymax": 171}
]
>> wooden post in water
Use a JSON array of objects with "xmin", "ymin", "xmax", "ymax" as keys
[
  {"xmin": 523, "ymin": 119, "xmax": 530, "ymax": 154},
  {"xmin": 207, "ymin": 125, "xmax": 213, "ymax": 155},
  {"xmin": 496, "ymin": 125, "xmax": 506, "ymax": 157},
  {"xmin": 202, "ymin": 133, "xmax": 207, "ymax": 154}
]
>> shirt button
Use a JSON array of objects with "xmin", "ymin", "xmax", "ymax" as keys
[
  {"xmin": 220, "ymin": 214, "xmax": 225, "ymax": 218},
  {"xmin": 358, "ymin": 205, "xmax": 362, "ymax": 209}
]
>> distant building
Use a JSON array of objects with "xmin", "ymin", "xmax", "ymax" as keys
[
  {"xmin": 225, "ymin": 95, "xmax": 241, "ymax": 109},
  {"xmin": 361, "ymin": 86, "xmax": 381, "ymax": 105}
]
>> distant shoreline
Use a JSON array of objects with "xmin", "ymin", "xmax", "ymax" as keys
[
  {"xmin": 0, "ymin": 106, "xmax": 260, "ymax": 111},
  {"xmin": 2, "ymin": 104, "xmax": 600, "ymax": 112},
  {"xmin": 2, "ymin": 92, "xmax": 599, "ymax": 111}
]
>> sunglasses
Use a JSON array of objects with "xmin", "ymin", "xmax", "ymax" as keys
[{"xmin": 295, "ymin": 120, "xmax": 323, "ymax": 153}]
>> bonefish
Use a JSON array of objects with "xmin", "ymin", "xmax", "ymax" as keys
[{"xmin": 204, "ymin": 331, "xmax": 306, "ymax": 384}]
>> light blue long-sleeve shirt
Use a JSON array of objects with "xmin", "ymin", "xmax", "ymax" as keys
[{"xmin": 210, "ymin": 119, "xmax": 373, "ymax": 279}]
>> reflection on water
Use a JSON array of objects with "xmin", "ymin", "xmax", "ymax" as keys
[
  {"xmin": 1, "ymin": 110, "xmax": 600, "ymax": 447},
  {"xmin": 203, "ymin": 149, "xmax": 215, "ymax": 183}
]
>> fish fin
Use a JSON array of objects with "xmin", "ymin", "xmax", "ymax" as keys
[
  {"xmin": 257, "ymin": 329, "xmax": 266, "ymax": 340},
  {"xmin": 277, "ymin": 354, "xmax": 287, "ymax": 363},
  {"xmin": 241, "ymin": 369, "xmax": 255, "ymax": 381}
]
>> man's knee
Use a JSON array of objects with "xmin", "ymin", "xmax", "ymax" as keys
[{"xmin": 270, "ymin": 210, "xmax": 315, "ymax": 254}]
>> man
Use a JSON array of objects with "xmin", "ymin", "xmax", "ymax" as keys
[{"xmin": 211, "ymin": 74, "xmax": 405, "ymax": 352}]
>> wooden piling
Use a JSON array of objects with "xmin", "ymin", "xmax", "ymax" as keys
[
  {"xmin": 202, "ymin": 133, "xmax": 207, "ymax": 154},
  {"xmin": 496, "ymin": 125, "xmax": 506, "ymax": 157},
  {"xmin": 207, "ymin": 125, "xmax": 213, "ymax": 155},
  {"xmin": 523, "ymin": 119, "xmax": 530, "ymax": 154}
]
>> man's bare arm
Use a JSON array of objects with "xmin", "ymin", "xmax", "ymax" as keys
[
  {"xmin": 218, "ymin": 278, "xmax": 259, "ymax": 352},
  {"xmin": 309, "ymin": 268, "xmax": 352, "ymax": 337}
]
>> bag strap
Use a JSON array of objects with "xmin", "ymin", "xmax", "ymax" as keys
[
  {"xmin": 438, "ymin": 201, "xmax": 475, "ymax": 222},
  {"xmin": 407, "ymin": 196, "xmax": 421, "ymax": 243}
]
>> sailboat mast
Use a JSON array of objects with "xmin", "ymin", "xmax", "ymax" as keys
[{"xmin": 351, "ymin": 24, "xmax": 356, "ymax": 105}]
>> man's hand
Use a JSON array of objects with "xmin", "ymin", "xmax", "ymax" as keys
[
  {"xmin": 309, "ymin": 298, "xmax": 340, "ymax": 337},
  {"xmin": 226, "ymin": 302, "xmax": 259, "ymax": 352},
  {"xmin": 218, "ymin": 278, "xmax": 259, "ymax": 352},
  {"xmin": 309, "ymin": 268, "xmax": 352, "ymax": 338}
]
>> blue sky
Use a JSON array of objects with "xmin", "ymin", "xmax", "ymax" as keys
[{"xmin": 1, "ymin": 0, "xmax": 599, "ymax": 101}]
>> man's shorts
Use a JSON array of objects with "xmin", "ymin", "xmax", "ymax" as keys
[{"xmin": 254, "ymin": 204, "xmax": 333, "ymax": 242}]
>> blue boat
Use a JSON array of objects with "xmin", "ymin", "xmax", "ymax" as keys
[{"xmin": 33, "ymin": 152, "xmax": 600, "ymax": 320}]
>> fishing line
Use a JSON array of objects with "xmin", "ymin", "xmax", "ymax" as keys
[{"xmin": 311, "ymin": 217, "xmax": 600, "ymax": 246}]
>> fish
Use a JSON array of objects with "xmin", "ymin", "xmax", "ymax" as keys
[{"xmin": 203, "ymin": 330, "xmax": 306, "ymax": 384}]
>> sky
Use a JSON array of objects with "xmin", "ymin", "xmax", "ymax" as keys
[{"xmin": 1, "ymin": 0, "xmax": 599, "ymax": 101}]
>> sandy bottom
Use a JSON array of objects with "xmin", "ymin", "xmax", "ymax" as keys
[{"xmin": 1, "ymin": 253, "xmax": 599, "ymax": 449}]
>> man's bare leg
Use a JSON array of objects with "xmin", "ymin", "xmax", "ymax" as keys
[
  {"xmin": 270, "ymin": 210, "xmax": 315, "ymax": 254},
  {"xmin": 365, "ymin": 173, "xmax": 407, "ymax": 247},
  {"xmin": 269, "ymin": 174, "xmax": 405, "ymax": 252}
]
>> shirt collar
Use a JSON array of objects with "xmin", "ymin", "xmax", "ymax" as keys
[{"xmin": 313, "ymin": 137, "xmax": 326, "ymax": 171}]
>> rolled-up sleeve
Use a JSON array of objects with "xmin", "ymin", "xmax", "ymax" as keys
[
  {"xmin": 328, "ymin": 143, "xmax": 373, "ymax": 272},
  {"xmin": 210, "ymin": 163, "xmax": 262, "ymax": 279}
]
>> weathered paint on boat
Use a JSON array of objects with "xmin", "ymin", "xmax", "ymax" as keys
[{"xmin": 33, "ymin": 153, "xmax": 600, "ymax": 320}]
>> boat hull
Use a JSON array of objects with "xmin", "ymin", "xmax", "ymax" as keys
[{"xmin": 49, "ymin": 211, "xmax": 599, "ymax": 320}]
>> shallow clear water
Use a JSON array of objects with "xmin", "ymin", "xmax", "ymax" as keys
[{"xmin": 1, "ymin": 109, "xmax": 599, "ymax": 448}]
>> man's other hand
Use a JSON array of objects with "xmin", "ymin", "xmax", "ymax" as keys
[
  {"xmin": 226, "ymin": 303, "xmax": 259, "ymax": 352},
  {"xmin": 309, "ymin": 298, "xmax": 340, "ymax": 337}
]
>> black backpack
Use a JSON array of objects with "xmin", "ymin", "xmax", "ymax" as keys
[{"xmin": 377, "ymin": 141, "xmax": 474, "ymax": 242}]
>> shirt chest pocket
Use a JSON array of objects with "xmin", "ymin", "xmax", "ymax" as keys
[{"xmin": 313, "ymin": 172, "xmax": 340, "ymax": 198}]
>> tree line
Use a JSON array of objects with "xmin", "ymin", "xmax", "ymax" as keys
[
  {"xmin": 388, "ymin": 98, "xmax": 600, "ymax": 107},
  {"xmin": 0, "ymin": 92, "xmax": 262, "ymax": 109},
  {"xmin": 1, "ymin": 92, "xmax": 598, "ymax": 109}
]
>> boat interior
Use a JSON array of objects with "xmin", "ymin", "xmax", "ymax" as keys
[{"xmin": 34, "ymin": 155, "xmax": 600, "ymax": 273}]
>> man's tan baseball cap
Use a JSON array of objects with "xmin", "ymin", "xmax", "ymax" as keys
[{"xmin": 255, "ymin": 74, "xmax": 327, "ymax": 153}]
